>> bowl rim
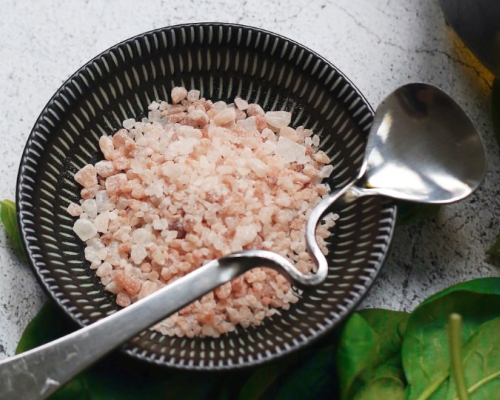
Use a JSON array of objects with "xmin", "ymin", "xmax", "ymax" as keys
[{"xmin": 16, "ymin": 21, "xmax": 396, "ymax": 369}]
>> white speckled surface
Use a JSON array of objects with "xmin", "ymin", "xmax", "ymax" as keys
[{"xmin": 0, "ymin": 0, "xmax": 498, "ymax": 359}]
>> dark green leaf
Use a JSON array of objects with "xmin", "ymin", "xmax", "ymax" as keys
[
  {"xmin": 491, "ymin": 79, "xmax": 500, "ymax": 147},
  {"xmin": 273, "ymin": 345, "xmax": 337, "ymax": 400},
  {"xmin": 352, "ymin": 377, "xmax": 405, "ymax": 400},
  {"xmin": 396, "ymin": 201, "xmax": 441, "ymax": 226},
  {"xmin": 402, "ymin": 279, "xmax": 500, "ymax": 400},
  {"xmin": 0, "ymin": 199, "xmax": 23, "ymax": 252},
  {"xmin": 337, "ymin": 313, "xmax": 379, "ymax": 399},
  {"xmin": 238, "ymin": 353, "xmax": 297, "ymax": 400},
  {"xmin": 486, "ymin": 232, "xmax": 500, "ymax": 261},
  {"xmin": 16, "ymin": 302, "xmax": 75, "ymax": 355}
]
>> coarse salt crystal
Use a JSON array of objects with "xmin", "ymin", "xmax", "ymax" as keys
[
  {"xmin": 81, "ymin": 199, "xmax": 98, "ymax": 219},
  {"xmin": 234, "ymin": 97, "xmax": 249, "ymax": 110},
  {"xmin": 274, "ymin": 136, "xmax": 306, "ymax": 163},
  {"xmin": 264, "ymin": 111, "xmax": 292, "ymax": 129},
  {"xmin": 148, "ymin": 101, "xmax": 160, "ymax": 111},
  {"xmin": 94, "ymin": 211, "xmax": 110, "ymax": 233},
  {"xmin": 123, "ymin": 118, "xmax": 135, "ymax": 130},
  {"xmin": 73, "ymin": 219, "xmax": 97, "ymax": 241}
]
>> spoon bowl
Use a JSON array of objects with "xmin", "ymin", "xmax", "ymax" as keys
[{"xmin": 358, "ymin": 83, "xmax": 486, "ymax": 203}]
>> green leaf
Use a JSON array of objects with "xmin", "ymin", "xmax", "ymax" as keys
[
  {"xmin": 402, "ymin": 279, "xmax": 500, "ymax": 400},
  {"xmin": 396, "ymin": 201, "xmax": 441, "ymax": 226},
  {"xmin": 273, "ymin": 345, "xmax": 337, "ymax": 400},
  {"xmin": 491, "ymin": 79, "xmax": 500, "ymax": 147},
  {"xmin": 432, "ymin": 317, "xmax": 500, "ymax": 400},
  {"xmin": 16, "ymin": 302, "xmax": 75, "ymax": 355},
  {"xmin": 421, "ymin": 278, "xmax": 500, "ymax": 306},
  {"xmin": 337, "ymin": 313, "xmax": 379, "ymax": 399},
  {"xmin": 336, "ymin": 310, "xmax": 409, "ymax": 399},
  {"xmin": 238, "ymin": 353, "xmax": 297, "ymax": 400},
  {"xmin": 486, "ymin": 232, "xmax": 500, "ymax": 261},
  {"xmin": 0, "ymin": 199, "xmax": 23, "ymax": 252},
  {"xmin": 352, "ymin": 377, "xmax": 405, "ymax": 400}
]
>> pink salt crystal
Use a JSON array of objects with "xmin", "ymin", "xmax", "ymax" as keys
[
  {"xmin": 81, "ymin": 185, "xmax": 100, "ymax": 200},
  {"xmin": 95, "ymin": 160, "xmax": 116, "ymax": 178},
  {"xmin": 171, "ymin": 87, "xmax": 188, "ymax": 104},
  {"xmin": 116, "ymin": 292, "xmax": 131, "ymax": 307},
  {"xmin": 114, "ymin": 270, "xmax": 141, "ymax": 295},
  {"xmin": 105, "ymin": 173, "xmax": 127, "ymax": 196},
  {"xmin": 247, "ymin": 104, "xmax": 265, "ymax": 116},
  {"xmin": 67, "ymin": 202, "xmax": 82, "ymax": 216},
  {"xmin": 234, "ymin": 96, "xmax": 249, "ymax": 110},
  {"xmin": 313, "ymin": 151, "xmax": 330, "ymax": 164},
  {"xmin": 187, "ymin": 90, "xmax": 200, "ymax": 102},
  {"xmin": 138, "ymin": 281, "xmax": 158, "ymax": 300},
  {"xmin": 99, "ymin": 136, "xmax": 115, "ymax": 160},
  {"xmin": 280, "ymin": 127, "xmax": 300, "ymax": 142},
  {"xmin": 74, "ymin": 164, "xmax": 98, "ymax": 188},
  {"xmin": 184, "ymin": 110, "xmax": 209, "ymax": 127},
  {"xmin": 96, "ymin": 262, "xmax": 112, "ymax": 277},
  {"xmin": 213, "ymin": 108, "xmax": 236, "ymax": 125}
]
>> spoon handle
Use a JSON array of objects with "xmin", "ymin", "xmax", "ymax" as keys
[
  {"xmin": 0, "ymin": 257, "xmax": 243, "ymax": 400},
  {"xmin": 0, "ymin": 185, "xmax": 350, "ymax": 400}
]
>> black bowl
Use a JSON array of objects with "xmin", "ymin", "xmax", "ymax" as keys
[{"xmin": 16, "ymin": 23, "xmax": 396, "ymax": 370}]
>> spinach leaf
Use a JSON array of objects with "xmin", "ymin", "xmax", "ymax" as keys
[
  {"xmin": 0, "ymin": 199, "xmax": 23, "ymax": 252},
  {"xmin": 337, "ymin": 310, "xmax": 409, "ymax": 399},
  {"xmin": 486, "ymin": 233, "xmax": 500, "ymax": 262},
  {"xmin": 396, "ymin": 201, "xmax": 441, "ymax": 226},
  {"xmin": 402, "ymin": 279, "xmax": 500, "ymax": 400},
  {"xmin": 432, "ymin": 317, "xmax": 500, "ymax": 400},
  {"xmin": 337, "ymin": 313, "xmax": 379, "ymax": 399},
  {"xmin": 238, "ymin": 353, "xmax": 297, "ymax": 400},
  {"xmin": 352, "ymin": 377, "xmax": 405, "ymax": 400},
  {"xmin": 273, "ymin": 345, "xmax": 337, "ymax": 400}
]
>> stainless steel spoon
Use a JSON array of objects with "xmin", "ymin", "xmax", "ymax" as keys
[{"xmin": 0, "ymin": 83, "xmax": 486, "ymax": 400}]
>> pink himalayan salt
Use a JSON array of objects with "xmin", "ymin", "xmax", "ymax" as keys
[
  {"xmin": 67, "ymin": 202, "xmax": 82, "ymax": 216},
  {"xmin": 171, "ymin": 87, "xmax": 188, "ymax": 104},
  {"xmin": 70, "ymin": 89, "xmax": 337, "ymax": 339},
  {"xmin": 74, "ymin": 164, "xmax": 98, "ymax": 188}
]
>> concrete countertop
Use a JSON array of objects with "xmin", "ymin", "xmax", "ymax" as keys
[{"xmin": 0, "ymin": 0, "xmax": 498, "ymax": 358}]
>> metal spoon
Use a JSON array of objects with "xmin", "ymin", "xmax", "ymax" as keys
[{"xmin": 0, "ymin": 83, "xmax": 486, "ymax": 400}]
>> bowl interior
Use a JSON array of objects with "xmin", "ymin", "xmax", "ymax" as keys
[{"xmin": 17, "ymin": 23, "xmax": 395, "ymax": 369}]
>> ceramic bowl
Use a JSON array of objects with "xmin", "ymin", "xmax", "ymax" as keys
[{"xmin": 16, "ymin": 23, "xmax": 396, "ymax": 370}]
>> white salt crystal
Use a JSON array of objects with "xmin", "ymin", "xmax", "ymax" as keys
[
  {"xmin": 84, "ymin": 247, "xmax": 98, "ymax": 262},
  {"xmin": 148, "ymin": 101, "xmax": 160, "ymax": 111},
  {"xmin": 234, "ymin": 97, "xmax": 249, "ymax": 110},
  {"xmin": 274, "ymin": 136, "xmax": 306, "ymax": 163},
  {"xmin": 95, "ymin": 191, "xmax": 109, "ymax": 213},
  {"xmin": 94, "ymin": 211, "xmax": 110, "ymax": 233},
  {"xmin": 132, "ymin": 228, "xmax": 152, "ymax": 244},
  {"xmin": 265, "ymin": 111, "xmax": 292, "ymax": 129},
  {"xmin": 318, "ymin": 165, "xmax": 334, "ymax": 178},
  {"xmin": 237, "ymin": 116, "xmax": 257, "ymax": 132},
  {"xmin": 131, "ymin": 244, "xmax": 147, "ymax": 264},
  {"xmin": 187, "ymin": 90, "xmax": 201, "ymax": 102},
  {"xmin": 123, "ymin": 118, "xmax": 135, "ymax": 130},
  {"xmin": 81, "ymin": 199, "xmax": 98, "ymax": 219},
  {"xmin": 247, "ymin": 158, "xmax": 269, "ymax": 177},
  {"xmin": 73, "ymin": 219, "xmax": 97, "ymax": 241}
]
